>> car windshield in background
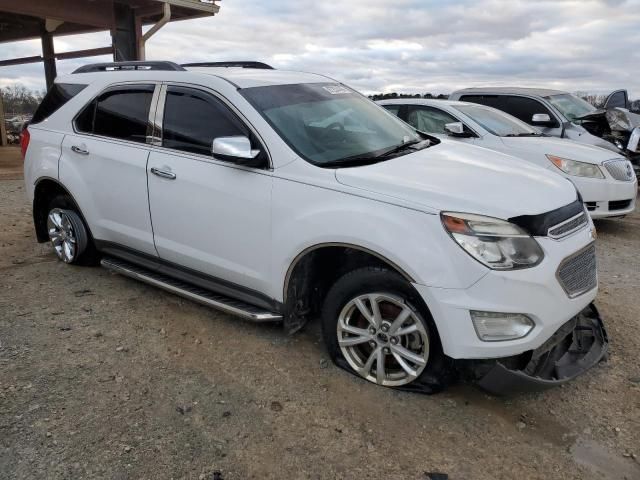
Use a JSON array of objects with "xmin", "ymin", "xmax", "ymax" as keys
[
  {"xmin": 455, "ymin": 104, "xmax": 540, "ymax": 137},
  {"xmin": 545, "ymin": 93, "xmax": 596, "ymax": 122},
  {"xmin": 240, "ymin": 83, "xmax": 423, "ymax": 166}
]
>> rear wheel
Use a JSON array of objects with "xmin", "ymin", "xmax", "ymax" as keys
[
  {"xmin": 46, "ymin": 195, "xmax": 98, "ymax": 265},
  {"xmin": 322, "ymin": 267, "xmax": 449, "ymax": 392}
]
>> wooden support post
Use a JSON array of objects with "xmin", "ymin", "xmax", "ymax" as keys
[
  {"xmin": 112, "ymin": 2, "xmax": 140, "ymax": 61},
  {"xmin": 0, "ymin": 92, "xmax": 7, "ymax": 146},
  {"xmin": 41, "ymin": 30, "xmax": 57, "ymax": 90}
]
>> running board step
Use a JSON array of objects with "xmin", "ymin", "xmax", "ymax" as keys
[{"xmin": 100, "ymin": 257, "xmax": 282, "ymax": 322}]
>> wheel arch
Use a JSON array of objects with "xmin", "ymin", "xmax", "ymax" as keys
[
  {"xmin": 32, "ymin": 177, "xmax": 90, "ymax": 243},
  {"xmin": 281, "ymin": 242, "xmax": 418, "ymax": 333},
  {"xmin": 284, "ymin": 242, "xmax": 415, "ymax": 302}
]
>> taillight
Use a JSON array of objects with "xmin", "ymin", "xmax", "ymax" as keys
[{"xmin": 20, "ymin": 127, "xmax": 30, "ymax": 159}]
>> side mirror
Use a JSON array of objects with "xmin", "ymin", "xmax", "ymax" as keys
[
  {"xmin": 212, "ymin": 135, "xmax": 264, "ymax": 167},
  {"xmin": 628, "ymin": 126, "xmax": 640, "ymax": 153},
  {"xmin": 444, "ymin": 122, "xmax": 473, "ymax": 138},
  {"xmin": 531, "ymin": 113, "xmax": 552, "ymax": 125}
]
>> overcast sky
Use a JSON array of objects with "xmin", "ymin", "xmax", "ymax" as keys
[{"xmin": 1, "ymin": 0, "xmax": 639, "ymax": 97}]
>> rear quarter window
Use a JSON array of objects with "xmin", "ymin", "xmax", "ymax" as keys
[{"xmin": 30, "ymin": 83, "xmax": 87, "ymax": 124}]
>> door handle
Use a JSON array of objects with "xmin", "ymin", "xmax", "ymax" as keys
[
  {"xmin": 71, "ymin": 145, "xmax": 89, "ymax": 155},
  {"xmin": 150, "ymin": 167, "xmax": 176, "ymax": 180}
]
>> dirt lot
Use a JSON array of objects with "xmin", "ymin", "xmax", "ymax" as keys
[{"xmin": 1, "ymin": 147, "xmax": 639, "ymax": 479}]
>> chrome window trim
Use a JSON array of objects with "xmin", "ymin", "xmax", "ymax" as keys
[
  {"xmin": 150, "ymin": 84, "xmax": 167, "ymax": 147},
  {"xmin": 547, "ymin": 211, "xmax": 589, "ymax": 240},
  {"xmin": 146, "ymin": 84, "xmax": 163, "ymax": 146}
]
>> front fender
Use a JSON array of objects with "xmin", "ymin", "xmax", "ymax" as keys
[{"xmin": 270, "ymin": 174, "xmax": 488, "ymax": 302}]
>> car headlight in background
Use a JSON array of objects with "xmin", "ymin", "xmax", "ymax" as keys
[
  {"xmin": 546, "ymin": 154, "xmax": 604, "ymax": 178},
  {"xmin": 441, "ymin": 212, "xmax": 544, "ymax": 270}
]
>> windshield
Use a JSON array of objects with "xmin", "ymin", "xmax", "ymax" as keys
[
  {"xmin": 455, "ymin": 104, "xmax": 540, "ymax": 137},
  {"xmin": 545, "ymin": 93, "xmax": 596, "ymax": 121},
  {"xmin": 240, "ymin": 83, "xmax": 422, "ymax": 166}
]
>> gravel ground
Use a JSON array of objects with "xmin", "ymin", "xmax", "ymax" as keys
[{"xmin": 1, "ymin": 160, "xmax": 639, "ymax": 479}]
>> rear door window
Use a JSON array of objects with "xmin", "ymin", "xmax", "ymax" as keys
[
  {"xmin": 459, "ymin": 95, "xmax": 501, "ymax": 109},
  {"xmin": 161, "ymin": 86, "xmax": 246, "ymax": 156},
  {"xmin": 31, "ymin": 83, "xmax": 87, "ymax": 124},
  {"xmin": 75, "ymin": 85, "xmax": 154, "ymax": 143}
]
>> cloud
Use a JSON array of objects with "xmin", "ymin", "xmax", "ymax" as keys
[{"xmin": 1, "ymin": 0, "xmax": 639, "ymax": 97}]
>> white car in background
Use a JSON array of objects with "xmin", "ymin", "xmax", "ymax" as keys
[{"xmin": 378, "ymin": 99, "xmax": 637, "ymax": 219}]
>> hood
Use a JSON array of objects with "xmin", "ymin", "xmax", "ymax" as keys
[
  {"xmin": 334, "ymin": 140, "xmax": 577, "ymax": 219},
  {"xmin": 576, "ymin": 107, "xmax": 640, "ymax": 133},
  {"xmin": 500, "ymin": 136, "xmax": 622, "ymax": 164}
]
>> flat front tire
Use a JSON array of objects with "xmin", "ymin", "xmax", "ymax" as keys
[{"xmin": 321, "ymin": 267, "xmax": 449, "ymax": 392}]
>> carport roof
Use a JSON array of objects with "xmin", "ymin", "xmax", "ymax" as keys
[{"xmin": 0, "ymin": 0, "xmax": 219, "ymax": 44}]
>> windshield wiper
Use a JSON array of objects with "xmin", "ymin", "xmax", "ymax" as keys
[
  {"xmin": 504, "ymin": 132, "xmax": 541, "ymax": 137},
  {"xmin": 321, "ymin": 139, "xmax": 430, "ymax": 168},
  {"xmin": 374, "ymin": 139, "xmax": 428, "ymax": 158}
]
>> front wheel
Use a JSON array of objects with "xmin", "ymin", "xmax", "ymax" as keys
[{"xmin": 321, "ymin": 267, "xmax": 449, "ymax": 392}]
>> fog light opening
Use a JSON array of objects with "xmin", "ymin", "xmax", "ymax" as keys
[{"xmin": 471, "ymin": 311, "xmax": 534, "ymax": 342}]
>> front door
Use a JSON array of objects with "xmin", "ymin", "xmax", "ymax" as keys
[
  {"xmin": 404, "ymin": 105, "xmax": 478, "ymax": 144},
  {"xmin": 147, "ymin": 85, "xmax": 273, "ymax": 295}
]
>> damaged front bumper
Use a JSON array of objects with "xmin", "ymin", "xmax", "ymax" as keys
[{"xmin": 466, "ymin": 303, "xmax": 608, "ymax": 395}]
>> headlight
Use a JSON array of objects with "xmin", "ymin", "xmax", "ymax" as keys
[
  {"xmin": 441, "ymin": 212, "xmax": 544, "ymax": 270},
  {"xmin": 546, "ymin": 155, "xmax": 604, "ymax": 178}
]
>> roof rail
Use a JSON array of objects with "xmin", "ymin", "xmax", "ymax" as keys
[
  {"xmin": 72, "ymin": 61, "xmax": 186, "ymax": 73},
  {"xmin": 181, "ymin": 61, "xmax": 274, "ymax": 70}
]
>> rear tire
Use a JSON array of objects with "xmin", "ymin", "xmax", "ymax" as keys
[
  {"xmin": 321, "ymin": 267, "xmax": 450, "ymax": 393},
  {"xmin": 46, "ymin": 195, "xmax": 99, "ymax": 265}
]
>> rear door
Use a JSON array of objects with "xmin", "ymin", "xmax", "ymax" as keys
[
  {"xmin": 146, "ymin": 84, "xmax": 273, "ymax": 295},
  {"xmin": 59, "ymin": 83, "xmax": 158, "ymax": 256}
]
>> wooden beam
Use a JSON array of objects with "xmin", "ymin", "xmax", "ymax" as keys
[
  {"xmin": 55, "ymin": 46, "xmax": 113, "ymax": 60},
  {"xmin": 0, "ymin": 0, "xmax": 115, "ymax": 29},
  {"xmin": 0, "ymin": 55, "xmax": 43, "ymax": 67},
  {"xmin": 0, "ymin": 47, "xmax": 113, "ymax": 68},
  {"xmin": 163, "ymin": 0, "xmax": 220, "ymax": 14}
]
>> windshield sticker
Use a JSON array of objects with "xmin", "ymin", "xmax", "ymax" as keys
[{"xmin": 323, "ymin": 85, "xmax": 351, "ymax": 95}]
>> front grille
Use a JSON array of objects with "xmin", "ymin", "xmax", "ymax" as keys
[
  {"xmin": 557, "ymin": 244, "xmax": 597, "ymax": 298},
  {"xmin": 604, "ymin": 159, "xmax": 635, "ymax": 181},
  {"xmin": 585, "ymin": 202, "xmax": 597, "ymax": 211},
  {"xmin": 609, "ymin": 199, "xmax": 632, "ymax": 211},
  {"xmin": 547, "ymin": 211, "xmax": 588, "ymax": 239}
]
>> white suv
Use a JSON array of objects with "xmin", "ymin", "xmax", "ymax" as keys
[{"xmin": 22, "ymin": 61, "xmax": 607, "ymax": 394}]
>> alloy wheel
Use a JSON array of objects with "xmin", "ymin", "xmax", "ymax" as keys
[
  {"xmin": 337, "ymin": 293, "xmax": 429, "ymax": 386},
  {"xmin": 47, "ymin": 208, "xmax": 79, "ymax": 263}
]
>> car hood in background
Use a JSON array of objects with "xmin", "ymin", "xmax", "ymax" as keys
[
  {"xmin": 499, "ymin": 136, "xmax": 622, "ymax": 164},
  {"xmin": 334, "ymin": 140, "xmax": 577, "ymax": 219},
  {"xmin": 576, "ymin": 107, "xmax": 640, "ymax": 133}
]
